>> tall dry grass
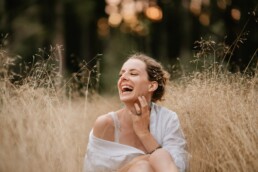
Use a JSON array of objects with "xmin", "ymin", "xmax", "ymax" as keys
[
  {"xmin": 0, "ymin": 46, "xmax": 257, "ymax": 172},
  {"xmin": 163, "ymin": 72, "xmax": 258, "ymax": 172},
  {"xmin": 0, "ymin": 46, "xmax": 117, "ymax": 172},
  {"xmin": 0, "ymin": 85, "xmax": 119, "ymax": 172}
]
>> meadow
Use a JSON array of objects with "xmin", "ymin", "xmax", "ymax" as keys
[{"xmin": 0, "ymin": 47, "xmax": 257, "ymax": 172}]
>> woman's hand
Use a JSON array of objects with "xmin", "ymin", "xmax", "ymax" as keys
[
  {"xmin": 130, "ymin": 96, "xmax": 150, "ymax": 138},
  {"xmin": 130, "ymin": 96, "xmax": 161, "ymax": 154}
]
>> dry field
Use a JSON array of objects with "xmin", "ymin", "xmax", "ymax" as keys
[
  {"xmin": 0, "ymin": 70, "xmax": 257, "ymax": 172},
  {"xmin": 163, "ymin": 73, "xmax": 258, "ymax": 172}
]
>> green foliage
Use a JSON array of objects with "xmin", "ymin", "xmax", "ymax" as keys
[{"xmin": 0, "ymin": 38, "xmax": 100, "ymax": 98}]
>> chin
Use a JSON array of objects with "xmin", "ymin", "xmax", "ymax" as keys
[
  {"xmin": 119, "ymin": 97, "xmax": 134, "ymax": 103},
  {"xmin": 119, "ymin": 94, "xmax": 137, "ymax": 103}
]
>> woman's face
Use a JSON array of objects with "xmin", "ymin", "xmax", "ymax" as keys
[{"xmin": 117, "ymin": 59, "xmax": 152, "ymax": 103}]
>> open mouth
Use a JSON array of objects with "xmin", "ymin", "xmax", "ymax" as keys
[{"xmin": 121, "ymin": 85, "xmax": 134, "ymax": 93}]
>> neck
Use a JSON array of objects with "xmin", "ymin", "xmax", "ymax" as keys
[
  {"xmin": 120, "ymin": 101, "xmax": 152, "ymax": 122},
  {"xmin": 120, "ymin": 104, "xmax": 134, "ymax": 125}
]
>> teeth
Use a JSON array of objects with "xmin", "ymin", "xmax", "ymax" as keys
[
  {"xmin": 122, "ymin": 85, "xmax": 133, "ymax": 89},
  {"xmin": 121, "ymin": 85, "xmax": 133, "ymax": 92}
]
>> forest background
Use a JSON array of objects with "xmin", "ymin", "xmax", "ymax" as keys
[
  {"xmin": 1, "ymin": 0, "xmax": 257, "ymax": 92},
  {"xmin": 0, "ymin": 0, "xmax": 257, "ymax": 172}
]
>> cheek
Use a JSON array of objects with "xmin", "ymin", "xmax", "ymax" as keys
[{"xmin": 135, "ymin": 82, "xmax": 149, "ymax": 92}]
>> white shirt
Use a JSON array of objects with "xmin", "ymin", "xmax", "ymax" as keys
[{"xmin": 83, "ymin": 103, "xmax": 187, "ymax": 172}]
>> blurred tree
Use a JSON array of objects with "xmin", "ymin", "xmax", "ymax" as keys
[
  {"xmin": 63, "ymin": 0, "xmax": 99, "ymax": 71},
  {"xmin": 223, "ymin": 0, "xmax": 258, "ymax": 72},
  {"xmin": 0, "ymin": 0, "xmax": 257, "ymax": 92}
]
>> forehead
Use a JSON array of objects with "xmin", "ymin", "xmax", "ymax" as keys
[{"xmin": 121, "ymin": 59, "xmax": 146, "ymax": 71}]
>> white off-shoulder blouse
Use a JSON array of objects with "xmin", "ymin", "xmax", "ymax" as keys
[{"xmin": 83, "ymin": 103, "xmax": 187, "ymax": 172}]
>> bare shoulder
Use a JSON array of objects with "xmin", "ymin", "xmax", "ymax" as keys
[{"xmin": 92, "ymin": 113, "xmax": 115, "ymax": 141}]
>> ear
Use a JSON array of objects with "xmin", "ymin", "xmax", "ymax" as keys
[{"xmin": 148, "ymin": 81, "xmax": 158, "ymax": 92}]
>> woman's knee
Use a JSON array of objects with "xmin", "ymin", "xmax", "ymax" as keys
[
  {"xmin": 128, "ymin": 160, "xmax": 154, "ymax": 172},
  {"xmin": 149, "ymin": 148, "xmax": 179, "ymax": 172}
]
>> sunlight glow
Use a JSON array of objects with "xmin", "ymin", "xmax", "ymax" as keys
[
  {"xmin": 190, "ymin": 0, "xmax": 202, "ymax": 16},
  {"xmin": 104, "ymin": 0, "xmax": 163, "ymax": 34},
  {"xmin": 108, "ymin": 13, "xmax": 122, "ymax": 27},
  {"xmin": 199, "ymin": 13, "xmax": 210, "ymax": 26},
  {"xmin": 123, "ymin": 14, "xmax": 137, "ymax": 24},
  {"xmin": 231, "ymin": 8, "xmax": 241, "ymax": 21},
  {"xmin": 105, "ymin": 0, "xmax": 121, "ymax": 6},
  {"xmin": 135, "ymin": 1, "xmax": 147, "ymax": 12},
  {"xmin": 105, "ymin": 5, "xmax": 119, "ymax": 15},
  {"xmin": 217, "ymin": 0, "xmax": 226, "ymax": 10},
  {"xmin": 97, "ymin": 18, "xmax": 110, "ymax": 37},
  {"xmin": 202, "ymin": 0, "xmax": 210, "ymax": 6},
  {"xmin": 145, "ymin": 6, "xmax": 163, "ymax": 21},
  {"xmin": 121, "ymin": 0, "xmax": 137, "ymax": 23}
]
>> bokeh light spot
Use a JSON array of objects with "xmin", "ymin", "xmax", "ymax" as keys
[
  {"xmin": 231, "ymin": 8, "xmax": 241, "ymax": 21},
  {"xmin": 145, "ymin": 6, "xmax": 163, "ymax": 21},
  {"xmin": 97, "ymin": 18, "xmax": 110, "ymax": 37},
  {"xmin": 199, "ymin": 13, "xmax": 210, "ymax": 26},
  {"xmin": 108, "ymin": 13, "xmax": 123, "ymax": 27}
]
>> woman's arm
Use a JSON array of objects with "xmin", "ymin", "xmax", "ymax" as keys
[
  {"xmin": 162, "ymin": 112, "xmax": 188, "ymax": 172},
  {"xmin": 131, "ymin": 98, "xmax": 187, "ymax": 171},
  {"xmin": 129, "ymin": 97, "xmax": 181, "ymax": 172},
  {"xmin": 130, "ymin": 96, "xmax": 161, "ymax": 153}
]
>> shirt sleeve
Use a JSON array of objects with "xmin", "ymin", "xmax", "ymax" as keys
[{"xmin": 162, "ymin": 111, "xmax": 188, "ymax": 172}]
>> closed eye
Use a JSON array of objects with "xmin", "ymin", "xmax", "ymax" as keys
[
  {"xmin": 118, "ymin": 69, "xmax": 139, "ymax": 78},
  {"xmin": 130, "ymin": 73, "xmax": 138, "ymax": 76}
]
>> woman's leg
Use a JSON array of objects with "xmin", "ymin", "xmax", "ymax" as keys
[
  {"xmin": 127, "ymin": 160, "xmax": 154, "ymax": 172},
  {"xmin": 149, "ymin": 149, "xmax": 179, "ymax": 172},
  {"xmin": 118, "ymin": 155, "xmax": 150, "ymax": 172}
]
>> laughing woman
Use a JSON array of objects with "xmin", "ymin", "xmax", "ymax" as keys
[{"xmin": 83, "ymin": 53, "xmax": 187, "ymax": 172}]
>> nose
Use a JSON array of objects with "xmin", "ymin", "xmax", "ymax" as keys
[{"xmin": 120, "ymin": 72, "xmax": 129, "ymax": 80}]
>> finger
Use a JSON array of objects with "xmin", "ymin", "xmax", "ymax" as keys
[
  {"xmin": 138, "ymin": 96, "xmax": 146, "ymax": 108},
  {"xmin": 141, "ymin": 96, "xmax": 148, "ymax": 107},
  {"xmin": 134, "ymin": 103, "xmax": 141, "ymax": 116},
  {"xmin": 138, "ymin": 96, "xmax": 150, "ymax": 119}
]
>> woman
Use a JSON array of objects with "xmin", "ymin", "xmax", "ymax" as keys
[{"xmin": 84, "ymin": 53, "xmax": 187, "ymax": 172}]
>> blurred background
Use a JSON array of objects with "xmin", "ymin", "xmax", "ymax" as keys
[{"xmin": 0, "ymin": 0, "xmax": 257, "ymax": 93}]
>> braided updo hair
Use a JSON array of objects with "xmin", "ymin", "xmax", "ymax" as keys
[{"xmin": 127, "ymin": 53, "xmax": 170, "ymax": 102}]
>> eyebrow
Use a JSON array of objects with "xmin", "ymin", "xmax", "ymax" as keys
[{"xmin": 119, "ymin": 69, "xmax": 139, "ymax": 73}]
